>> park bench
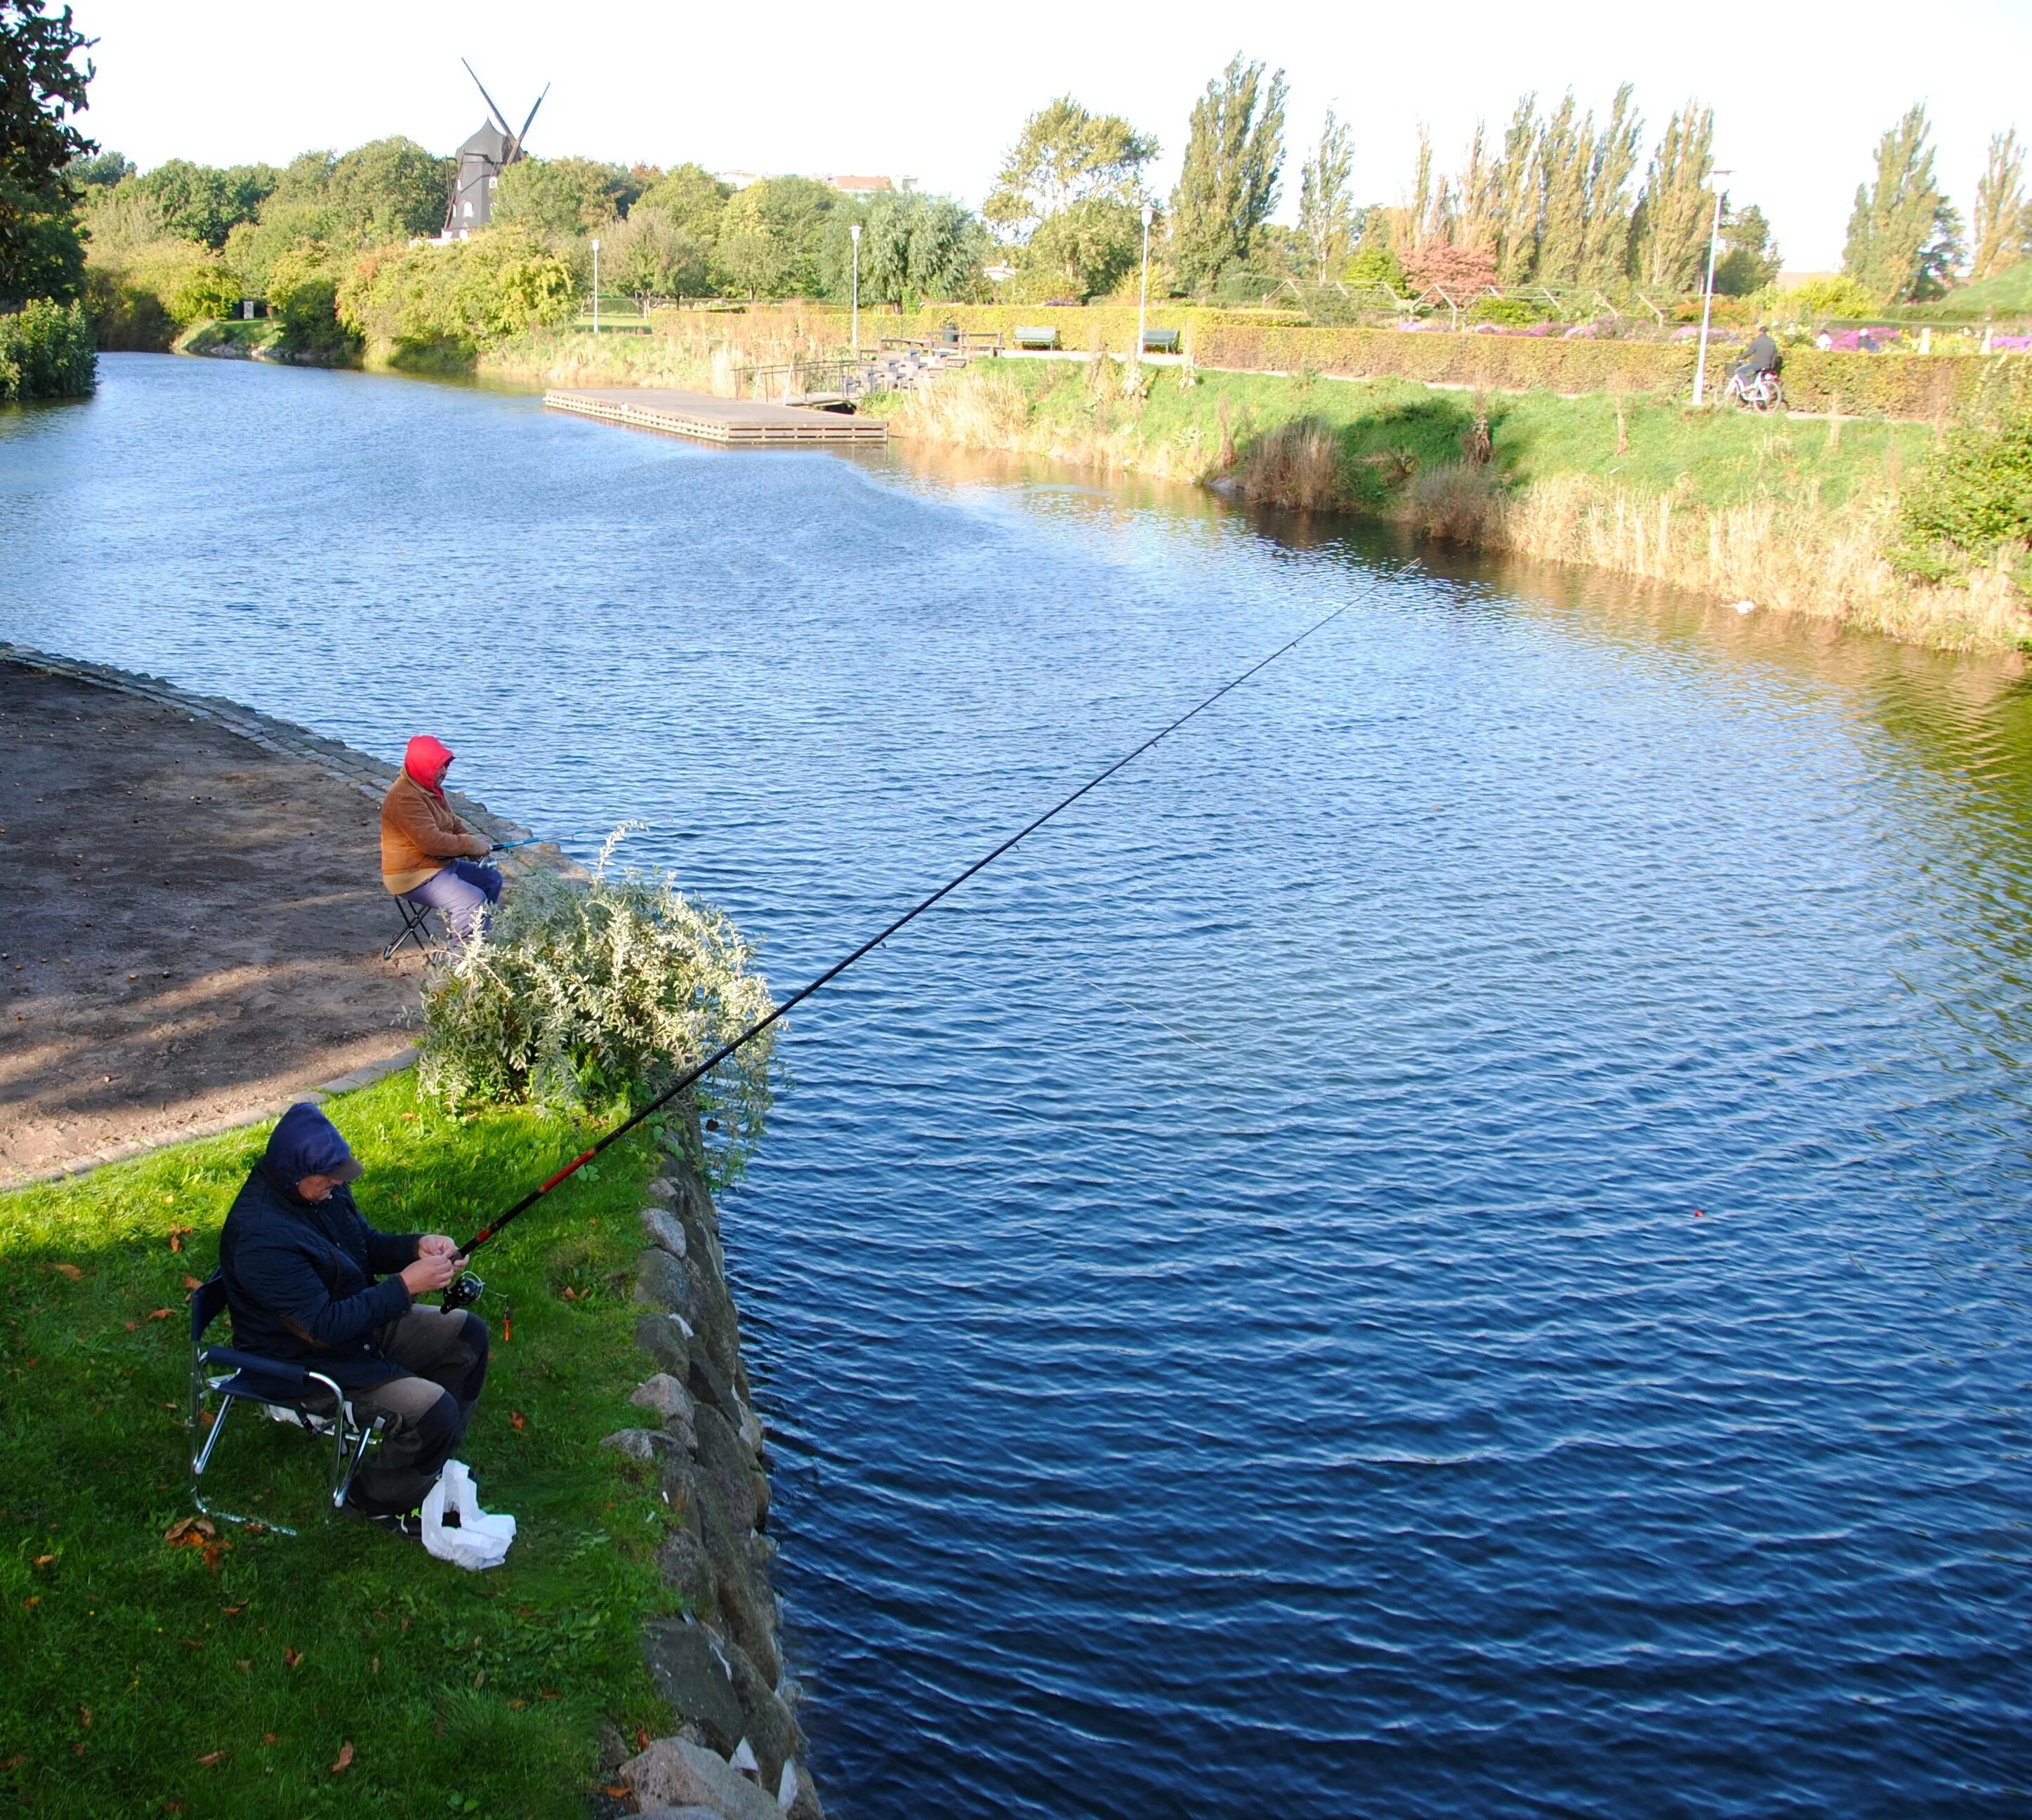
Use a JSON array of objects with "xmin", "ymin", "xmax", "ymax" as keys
[
  {"xmin": 1012, "ymin": 324, "xmax": 1061, "ymax": 349},
  {"xmin": 1141, "ymin": 327, "xmax": 1181, "ymax": 353}
]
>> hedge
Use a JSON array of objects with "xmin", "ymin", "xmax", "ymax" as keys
[
  {"xmin": 0, "ymin": 299, "xmax": 96, "ymax": 401},
  {"xmin": 1189, "ymin": 322, "xmax": 2032, "ymax": 421},
  {"xmin": 651, "ymin": 301, "xmax": 1307, "ymax": 353}
]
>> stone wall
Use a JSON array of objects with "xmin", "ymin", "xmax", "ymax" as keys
[{"xmin": 607, "ymin": 1120, "xmax": 824, "ymax": 1820}]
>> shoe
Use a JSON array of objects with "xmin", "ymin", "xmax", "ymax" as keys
[{"xmin": 342, "ymin": 1495, "xmax": 425, "ymax": 1542}]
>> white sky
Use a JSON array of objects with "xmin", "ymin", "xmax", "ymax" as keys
[{"xmin": 71, "ymin": 0, "xmax": 2032, "ymax": 271}]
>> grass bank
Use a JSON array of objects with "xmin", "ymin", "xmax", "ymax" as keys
[
  {"xmin": 482, "ymin": 329, "xmax": 2030, "ymax": 652},
  {"xmin": 0, "ymin": 1069, "xmax": 676, "ymax": 1818}
]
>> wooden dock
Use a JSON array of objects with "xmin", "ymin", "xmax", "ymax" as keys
[{"xmin": 544, "ymin": 387, "xmax": 888, "ymax": 447}]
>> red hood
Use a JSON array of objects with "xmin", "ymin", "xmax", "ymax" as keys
[{"xmin": 404, "ymin": 735, "xmax": 454, "ymax": 796}]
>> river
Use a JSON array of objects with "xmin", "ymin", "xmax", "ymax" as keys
[{"xmin": 4, "ymin": 355, "xmax": 2028, "ymax": 1816}]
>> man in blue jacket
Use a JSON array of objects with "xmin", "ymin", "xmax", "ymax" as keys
[{"xmin": 220, "ymin": 1102, "xmax": 490, "ymax": 1534}]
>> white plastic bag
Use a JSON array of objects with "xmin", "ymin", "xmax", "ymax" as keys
[{"xmin": 421, "ymin": 1460, "xmax": 516, "ymax": 1570}]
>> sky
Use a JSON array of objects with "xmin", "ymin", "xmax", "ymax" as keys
[{"xmin": 69, "ymin": 0, "xmax": 2032, "ymax": 272}]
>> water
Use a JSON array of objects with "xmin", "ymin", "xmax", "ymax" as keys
[{"xmin": 5, "ymin": 356, "xmax": 2029, "ymax": 1816}]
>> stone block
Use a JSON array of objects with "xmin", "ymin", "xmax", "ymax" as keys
[
  {"xmin": 636, "ymin": 1248, "xmax": 694, "ymax": 1318},
  {"xmin": 603, "ymin": 1427, "xmax": 678, "ymax": 1464},
  {"xmin": 642, "ymin": 1206, "xmax": 688, "ymax": 1259},
  {"xmin": 696, "ymin": 1404, "xmax": 767, "ymax": 1535},
  {"xmin": 636, "ymin": 1311, "xmax": 691, "ymax": 1380},
  {"xmin": 619, "ymin": 1734, "xmax": 782, "ymax": 1820},
  {"xmin": 640, "ymin": 1621, "xmax": 745, "ymax": 1759},
  {"xmin": 632, "ymin": 1373, "xmax": 699, "ymax": 1453},
  {"xmin": 657, "ymin": 1526, "xmax": 717, "ymax": 1619}
]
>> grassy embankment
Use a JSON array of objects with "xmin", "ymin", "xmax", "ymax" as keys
[
  {"xmin": 483, "ymin": 322, "xmax": 2028, "ymax": 653},
  {"xmin": 0, "ymin": 1069, "xmax": 680, "ymax": 1818}
]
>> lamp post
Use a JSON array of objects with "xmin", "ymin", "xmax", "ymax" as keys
[
  {"xmin": 591, "ymin": 237, "xmax": 601, "ymax": 336},
  {"xmin": 1136, "ymin": 202, "xmax": 1154, "ymax": 367},
  {"xmin": 850, "ymin": 222, "xmax": 862, "ymax": 355},
  {"xmin": 1691, "ymin": 172, "xmax": 1731, "ymax": 407}
]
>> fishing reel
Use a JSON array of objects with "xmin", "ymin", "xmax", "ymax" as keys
[{"xmin": 441, "ymin": 1272, "xmax": 486, "ymax": 1312}]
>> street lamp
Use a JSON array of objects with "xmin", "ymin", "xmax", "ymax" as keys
[
  {"xmin": 1691, "ymin": 171, "xmax": 1733, "ymax": 407},
  {"xmin": 850, "ymin": 222, "xmax": 862, "ymax": 355},
  {"xmin": 1136, "ymin": 202, "xmax": 1154, "ymax": 367},
  {"xmin": 591, "ymin": 237, "xmax": 601, "ymax": 336}
]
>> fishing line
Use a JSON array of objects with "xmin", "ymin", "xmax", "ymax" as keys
[{"xmin": 446, "ymin": 591, "xmax": 1366, "ymax": 1279}]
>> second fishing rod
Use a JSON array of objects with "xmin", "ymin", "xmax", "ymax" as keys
[{"xmin": 438, "ymin": 595, "xmax": 1362, "ymax": 1310}]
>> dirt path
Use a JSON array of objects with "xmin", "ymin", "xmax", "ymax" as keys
[{"xmin": 0, "ymin": 652, "xmax": 554, "ymax": 1185}]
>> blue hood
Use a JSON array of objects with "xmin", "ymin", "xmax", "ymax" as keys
[{"xmin": 262, "ymin": 1102, "xmax": 363, "ymax": 1193}]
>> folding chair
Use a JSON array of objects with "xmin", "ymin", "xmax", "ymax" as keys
[
  {"xmin": 382, "ymin": 892, "xmax": 442, "ymax": 963},
  {"xmin": 188, "ymin": 1274, "xmax": 385, "ymax": 1533}
]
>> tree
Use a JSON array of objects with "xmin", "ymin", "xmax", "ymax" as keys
[
  {"xmin": 1713, "ymin": 202, "xmax": 1780, "ymax": 294},
  {"xmin": 133, "ymin": 159, "xmax": 277, "ymax": 248},
  {"xmin": 492, "ymin": 156, "xmax": 638, "ymax": 241},
  {"xmin": 1578, "ymin": 84, "xmax": 1642, "ymax": 289},
  {"xmin": 636, "ymin": 163, "xmax": 731, "ymax": 236},
  {"xmin": 603, "ymin": 206, "xmax": 713, "ymax": 299},
  {"xmin": 847, "ymin": 191, "xmax": 987, "ymax": 305},
  {"xmin": 1842, "ymin": 105, "xmax": 1960, "ymax": 303},
  {"xmin": 1296, "ymin": 107, "xmax": 1354, "ymax": 283},
  {"xmin": 0, "ymin": 0, "xmax": 95, "ymax": 301},
  {"xmin": 1970, "ymin": 130, "xmax": 2029, "ymax": 282},
  {"xmin": 1534, "ymin": 93, "xmax": 1590, "ymax": 285},
  {"xmin": 64, "ymin": 145, "xmax": 126, "ymax": 187},
  {"xmin": 1024, "ymin": 194, "xmax": 1142, "ymax": 297},
  {"xmin": 1169, "ymin": 53, "xmax": 1288, "ymax": 294},
  {"xmin": 1630, "ymin": 101, "xmax": 1715, "ymax": 292},
  {"xmin": 711, "ymin": 176, "xmax": 836, "ymax": 298},
  {"xmin": 326, "ymin": 137, "xmax": 451, "ymax": 242},
  {"xmin": 983, "ymin": 95, "xmax": 1156, "ymax": 242},
  {"xmin": 1493, "ymin": 95, "xmax": 1541, "ymax": 284}
]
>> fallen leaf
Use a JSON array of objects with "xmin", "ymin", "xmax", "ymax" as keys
[
  {"xmin": 32, "ymin": 1554, "xmax": 53, "ymax": 1569},
  {"xmin": 72, "ymin": 1744, "xmax": 84, "ymax": 1758},
  {"xmin": 169, "ymin": 1227, "xmax": 194, "ymax": 1253},
  {"xmin": 233, "ymin": 1660, "xmax": 250, "ymax": 1673},
  {"xmin": 370, "ymin": 1656, "xmax": 379, "ymax": 1674},
  {"xmin": 147, "ymin": 1308, "xmax": 173, "ymax": 1321},
  {"xmin": 560, "ymin": 1286, "xmax": 578, "ymax": 1301},
  {"xmin": 510, "ymin": 1411, "xmax": 527, "ymax": 1431},
  {"xmin": 183, "ymin": 1275, "xmax": 203, "ymax": 1291},
  {"xmin": 284, "ymin": 1647, "xmax": 303, "ymax": 1669},
  {"xmin": 196, "ymin": 1750, "xmax": 227, "ymax": 1767},
  {"xmin": 22, "ymin": 1596, "xmax": 38, "ymax": 1608},
  {"xmin": 222, "ymin": 1602, "xmax": 246, "ymax": 1616},
  {"xmin": 52, "ymin": 1264, "xmax": 81, "ymax": 1281},
  {"xmin": 539, "ymin": 1688, "xmax": 559, "ymax": 1699},
  {"xmin": 635, "ymin": 1727, "xmax": 649, "ymax": 1751},
  {"xmin": 262, "ymin": 1734, "xmax": 276, "ymax": 1746},
  {"xmin": 123, "ymin": 1321, "xmax": 137, "ymax": 1333},
  {"xmin": 3, "ymin": 1754, "xmax": 26, "ymax": 1770},
  {"xmin": 181, "ymin": 1637, "xmax": 204, "ymax": 1649},
  {"xmin": 510, "ymin": 1699, "xmax": 525, "ymax": 1710},
  {"xmin": 604, "ymin": 1786, "xmax": 629, "ymax": 1799},
  {"xmin": 330, "ymin": 1741, "xmax": 354, "ymax": 1775},
  {"xmin": 164, "ymin": 1516, "xmax": 216, "ymax": 1548},
  {"xmin": 78, "ymin": 1707, "xmax": 91, "ymax": 1729}
]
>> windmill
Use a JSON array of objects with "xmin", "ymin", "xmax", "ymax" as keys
[{"xmin": 442, "ymin": 60, "xmax": 548, "ymax": 238}]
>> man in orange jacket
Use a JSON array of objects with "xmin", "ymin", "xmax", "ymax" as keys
[{"xmin": 381, "ymin": 735, "xmax": 503, "ymax": 943}]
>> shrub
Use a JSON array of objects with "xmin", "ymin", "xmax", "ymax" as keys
[
  {"xmin": 1760, "ymin": 274, "xmax": 1880, "ymax": 320},
  {"xmin": 1404, "ymin": 460, "xmax": 1507, "ymax": 541},
  {"xmin": 417, "ymin": 844, "xmax": 779, "ymax": 1181},
  {"xmin": 82, "ymin": 263, "xmax": 173, "ymax": 349},
  {"xmin": 265, "ymin": 242, "xmax": 354, "ymax": 357},
  {"xmin": 0, "ymin": 298, "xmax": 95, "ymax": 400},
  {"xmin": 1231, "ymin": 418, "xmax": 1342, "ymax": 508},
  {"xmin": 1467, "ymin": 295, "xmax": 1544, "ymax": 327},
  {"xmin": 1894, "ymin": 409, "xmax": 2032, "ymax": 582},
  {"xmin": 337, "ymin": 229, "xmax": 576, "ymax": 361}
]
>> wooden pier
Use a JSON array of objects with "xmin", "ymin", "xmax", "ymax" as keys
[{"xmin": 544, "ymin": 387, "xmax": 888, "ymax": 447}]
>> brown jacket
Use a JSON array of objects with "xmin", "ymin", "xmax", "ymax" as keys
[{"xmin": 381, "ymin": 773, "xmax": 489, "ymax": 894}]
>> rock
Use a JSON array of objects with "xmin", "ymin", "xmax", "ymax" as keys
[
  {"xmin": 640, "ymin": 1620, "xmax": 745, "ymax": 1758},
  {"xmin": 787, "ymin": 1762, "xmax": 824, "ymax": 1820},
  {"xmin": 636, "ymin": 1248, "xmax": 694, "ymax": 1318},
  {"xmin": 632, "ymin": 1373, "xmax": 699, "ymax": 1452},
  {"xmin": 635, "ymin": 1808, "xmax": 723, "ymax": 1820},
  {"xmin": 657, "ymin": 1526, "xmax": 718, "ymax": 1619},
  {"xmin": 675, "ymin": 1460, "xmax": 781, "ymax": 1684},
  {"xmin": 597, "ymin": 1717, "xmax": 631, "ymax": 1774},
  {"xmin": 687, "ymin": 1346, "xmax": 741, "ymax": 1426},
  {"xmin": 715, "ymin": 1630, "xmax": 800, "ymax": 1795},
  {"xmin": 603, "ymin": 1427, "xmax": 678, "ymax": 1464},
  {"xmin": 644, "ymin": 1177, "xmax": 680, "ymax": 1208},
  {"xmin": 619, "ymin": 1736, "xmax": 784, "ymax": 1820},
  {"xmin": 696, "ymin": 1404, "xmax": 767, "ymax": 1535},
  {"xmin": 636, "ymin": 1311, "xmax": 691, "ymax": 1380},
  {"xmin": 642, "ymin": 1206, "xmax": 688, "ymax": 1259}
]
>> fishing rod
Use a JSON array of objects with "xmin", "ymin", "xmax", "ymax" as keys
[{"xmin": 440, "ymin": 593, "xmax": 1364, "ymax": 1307}]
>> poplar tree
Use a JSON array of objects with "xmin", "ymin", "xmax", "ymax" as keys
[
  {"xmin": 1969, "ymin": 129, "xmax": 2028, "ymax": 282},
  {"xmin": 1493, "ymin": 95, "xmax": 1541, "ymax": 284},
  {"xmin": 1842, "ymin": 105, "xmax": 1960, "ymax": 302},
  {"xmin": 1631, "ymin": 102, "xmax": 1715, "ymax": 292},
  {"xmin": 1578, "ymin": 84, "xmax": 1642, "ymax": 289},
  {"xmin": 1455, "ymin": 121, "xmax": 1503, "ymax": 259},
  {"xmin": 1168, "ymin": 53, "xmax": 1288, "ymax": 294},
  {"xmin": 1295, "ymin": 107, "xmax": 1354, "ymax": 282},
  {"xmin": 1534, "ymin": 93, "xmax": 1592, "ymax": 286}
]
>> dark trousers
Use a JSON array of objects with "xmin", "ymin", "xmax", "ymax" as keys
[{"xmin": 345, "ymin": 1306, "xmax": 490, "ymax": 1514}]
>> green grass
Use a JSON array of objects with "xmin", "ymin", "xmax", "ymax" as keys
[
  {"xmin": 0, "ymin": 1071, "xmax": 677, "ymax": 1818},
  {"xmin": 963, "ymin": 360, "xmax": 1939, "ymax": 513}
]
